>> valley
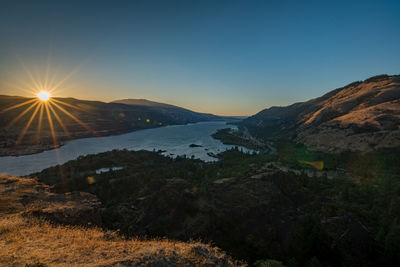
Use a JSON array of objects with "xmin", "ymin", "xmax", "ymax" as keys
[
  {"xmin": 1, "ymin": 74, "xmax": 400, "ymax": 267},
  {"xmin": 2, "ymin": 1, "xmax": 399, "ymax": 266}
]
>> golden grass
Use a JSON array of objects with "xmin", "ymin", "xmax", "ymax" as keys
[
  {"xmin": 0, "ymin": 214, "xmax": 244, "ymax": 267},
  {"xmin": 0, "ymin": 174, "xmax": 244, "ymax": 266}
]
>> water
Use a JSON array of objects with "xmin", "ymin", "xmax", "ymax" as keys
[
  {"xmin": 0, "ymin": 121, "xmax": 252, "ymax": 176},
  {"xmin": 95, "ymin": 167, "xmax": 124, "ymax": 174}
]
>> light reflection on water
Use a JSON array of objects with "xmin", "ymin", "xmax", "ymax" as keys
[{"xmin": 0, "ymin": 121, "xmax": 252, "ymax": 176}]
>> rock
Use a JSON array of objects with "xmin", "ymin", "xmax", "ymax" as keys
[{"xmin": 189, "ymin": 143, "xmax": 203, "ymax": 148}]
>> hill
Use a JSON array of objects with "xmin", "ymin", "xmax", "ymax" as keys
[
  {"xmin": 0, "ymin": 175, "xmax": 243, "ymax": 266},
  {"xmin": 242, "ymin": 74, "xmax": 400, "ymax": 152},
  {"xmin": 31, "ymin": 148, "xmax": 400, "ymax": 266},
  {"xmin": 112, "ymin": 98, "xmax": 182, "ymax": 108},
  {"xmin": 112, "ymin": 98, "xmax": 220, "ymax": 122},
  {"xmin": 0, "ymin": 95, "xmax": 220, "ymax": 156}
]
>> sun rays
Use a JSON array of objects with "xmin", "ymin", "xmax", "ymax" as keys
[
  {"xmin": 2, "ymin": 96, "xmax": 95, "ymax": 149},
  {"xmin": 1, "ymin": 61, "xmax": 96, "ymax": 153}
]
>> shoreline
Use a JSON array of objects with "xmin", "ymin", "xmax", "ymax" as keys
[
  {"xmin": 0, "ymin": 120, "xmax": 229, "ymax": 158},
  {"xmin": 211, "ymin": 126, "xmax": 276, "ymax": 153},
  {"xmin": 0, "ymin": 121, "xmax": 240, "ymax": 176}
]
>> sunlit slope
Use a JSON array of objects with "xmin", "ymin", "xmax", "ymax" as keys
[{"xmin": 243, "ymin": 74, "xmax": 400, "ymax": 152}]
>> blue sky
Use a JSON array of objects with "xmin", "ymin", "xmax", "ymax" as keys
[{"xmin": 0, "ymin": 0, "xmax": 399, "ymax": 115}]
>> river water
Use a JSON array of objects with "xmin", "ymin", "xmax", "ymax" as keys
[{"xmin": 0, "ymin": 121, "xmax": 251, "ymax": 176}]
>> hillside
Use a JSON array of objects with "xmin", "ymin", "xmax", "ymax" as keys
[
  {"xmin": 0, "ymin": 95, "xmax": 220, "ymax": 156},
  {"xmin": 112, "ymin": 98, "xmax": 182, "ymax": 108},
  {"xmin": 31, "ymin": 148, "xmax": 400, "ymax": 266},
  {"xmin": 113, "ymin": 98, "xmax": 219, "ymax": 122},
  {"xmin": 0, "ymin": 175, "xmax": 243, "ymax": 266},
  {"xmin": 242, "ymin": 74, "xmax": 400, "ymax": 152}
]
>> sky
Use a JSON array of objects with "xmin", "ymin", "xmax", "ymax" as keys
[{"xmin": 0, "ymin": 0, "xmax": 399, "ymax": 116}]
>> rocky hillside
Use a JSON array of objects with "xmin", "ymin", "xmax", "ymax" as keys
[
  {"xmin": 243, "ymin": 74, "xmax": 400, "ymax": 152},
  {"xmin": 0, "ymin": 175, "xmax": 243, "ymax": 266},
  {"xmin": 0, "ymin": 95, "xmax": 220, "ymax": 156}
]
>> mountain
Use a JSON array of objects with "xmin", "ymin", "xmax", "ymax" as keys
[
  {"xmin": 112, "ymin": 98, "xmax": 219, "ymax": 122},
  {"xmin": 112, "ymin": 98, "xmax": 181, "ymax": 108},
  {"xmin": 114, "ymin": 99, "xmax": 248, "ymax": 123},
  {"xmin": 114, "ymin": 99, "xmax": 247, "ymax": 122},
  {"xmin": 242, "ymin": 74, "xmax": 400, "ymax": 152},
  {"xmin": 0, "ymin": 96, "xmax": 220, "ymax": 156}
]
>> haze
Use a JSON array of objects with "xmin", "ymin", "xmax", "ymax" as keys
[{"xmin": 0, "ymin": 0, "xmax": 399, "ymax": 116}]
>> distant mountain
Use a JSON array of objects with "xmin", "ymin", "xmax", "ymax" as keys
[
  {"xmin": 112, "ymin": 98, "xmax": 219, "ymax": 122},
  {"xmin": 0, "ymin": 96, "xmax": 220, "ymax": 156},
  {"xmin": 112, "ymin": 98, "xmax": 180, "ymax": 108},
  {"xmin": 242, "ymin": 74, "xmax": 400, "ymax": 152}
]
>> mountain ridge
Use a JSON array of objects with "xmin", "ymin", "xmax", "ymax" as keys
[
  {"xmin": 242, "ymin": 74, "xmax": 400, "ymax": 152},
  {"xmin": 112, "ymin": 98, "xmax": 184, "ymax": 109}
]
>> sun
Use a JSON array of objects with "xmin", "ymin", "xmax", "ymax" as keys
[{"xmin": 37, "ymin": 91, "xmax": 51, "ymax": 101}]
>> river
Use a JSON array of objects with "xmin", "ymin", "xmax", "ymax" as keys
[{"xmin": 0, "ymin": 121, "xmax": 252, "ymax": 176}]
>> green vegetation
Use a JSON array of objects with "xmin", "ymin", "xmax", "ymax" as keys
[
  {"xmin": 212, "ymin": 128, "xmax": 265, "ymax": 150},
  {"xmin": 34, "ymin": 148, "xmax": 268, "ymax": 194},
  {"xmin": 32, "ymin": 146, "xmax": 400, "ymax": 266},
  {"xmin": 276, "ymin": 140, "xmax": 400, "ymax": 176}
]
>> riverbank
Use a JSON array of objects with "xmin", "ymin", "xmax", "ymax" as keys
[
  {"xmin": 0, "ymin": 121, "xmax": 236, "ymax": 158},
  {"xmin": 0, "ymin": 121, "xmax": 250, "ymax": 176},
  {"xmin": 0, "ymin": 124, "xmax": 168, "ymax": 157},
  {"xmin": 211, "ymin": 127, "xmax": 276, "ymax": 154}
]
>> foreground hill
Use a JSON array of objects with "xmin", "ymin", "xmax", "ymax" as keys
[
  {"xmin": 0, "ymin": 175, "xmax": 242, "ymax": 266},
  {"xmin": 243, "ymin": 74, "xmax": 400, "ymax": 152},
  {"xmin": 0, "ymin": 95, "xmax": 220, "ymax": 156},
  {"xmin": 31, "ymin": 148, "xmax": 400, "ymax": 266}
]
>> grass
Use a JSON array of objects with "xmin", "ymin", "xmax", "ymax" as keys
[
  {"xmin": 0, "ymin": 214, "xmax": 243, "ymax": 266},
  {"xmin": 0, "ymin": 175, "xmax": 244, "ymax": 266}
]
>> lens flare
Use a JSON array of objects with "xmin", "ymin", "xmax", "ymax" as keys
[
  {"xmin": 37, "ymin": 91, "xmax": 51, "ymax": 101},
  {"xmin": 299, "ymin": 160, "xmax": 324, "ymax": 170}
]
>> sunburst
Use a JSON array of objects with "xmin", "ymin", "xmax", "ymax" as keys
[
  {"xmin": 37, "ymin": 91, "xmax": 51, "ymax": 101},
  {"xmin": 1, "ymin": 61, "xmax": 96, "ymax": 154}
]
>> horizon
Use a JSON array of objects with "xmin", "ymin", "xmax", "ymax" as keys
[
  {"xmin": 0, "ymin": 72, "xmax": 398, "ymax": 117},
  {"xmin": 1, "ymin": 0, "xmax": 399, "ymax": 116}
]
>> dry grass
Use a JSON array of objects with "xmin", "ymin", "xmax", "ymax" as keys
[
  {"xmin": 0, "ymin": 214, "xmax": 243, "ymax": 266},
  {"xmin": 0, "ymin": 175, "xmax": 244, "ymax": 266}
]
